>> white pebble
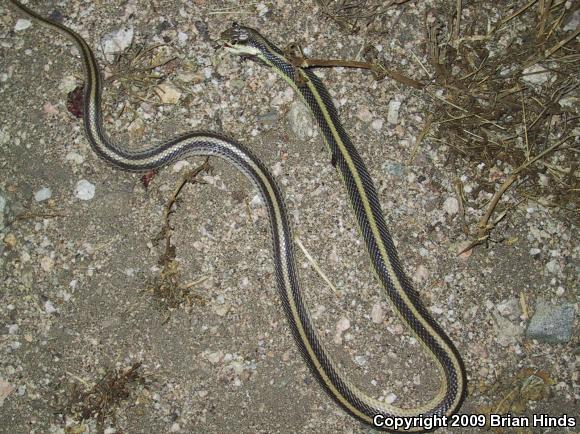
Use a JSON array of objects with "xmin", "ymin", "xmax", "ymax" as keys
[
  {"xmin": 443, "ymin": 197, "xmax": 459, "ymax": 214},
  {"xmin": 65, "ymin": 152, "xmax": 85, "ymax": 165},
  {"xmin": 74, "ymin": 180, "xmax": 95, "ymax": 200},
  {"xmin": 333, "ymin": 317, "xmax": 351, "ymax": 344},
  {"xmin": 155, "ymin": 83, "xmax": 182, "ymax": 104},
  {"xmin": 371, "ymin": 118, "xmax": 384, "ymax": 131},
  {"xmin": 40, "ymin": 256, "xmax": 54, "ymax": 272},
  {"xmin": 177, "ymin": 31, "xmax": 189, "ymax": 45},
  {"xmin": 249, "ymin": 194, "xmax": 263, "ymax": 208},
  {"xmin": 256, "ymin": 2, "xmax": 269, "ymax": 17},
  {"xmin": 356, "ymin": 107, "xmax": 373, "ymax": 123},
  {"xmin": 59, "ymin": 75, "xmax": 78, "ymax": 93},
  {"xmin": 522, "ymin": 64, "xmax": 551, "ymax": 85},
  {"xmin": 336, "ymin": 317, "xmax": 351, "ymax": 333},
  {"xmin": 414, "ymin": 264, "xmax": 429, "ymax": 283},
  {"xmin": 387, "ymin": 100, "xmax": 401, "ymax": 124},
  {"xmin": 14, "ymin": 19, "xmax": 32, "ymax": 31},
  {"xmin": 371, "ymin": 304, "xmax": 384, "ymax": 323},
  {"xmin": 172, "ymin": 160, "xmax": 190, "ymax": 173},
  {"xmin": 430, "ymin": 306, "xmax": 444, "ymax": 315},
  {"xmin": 34, "ymin": 187, "xmax": 52, "ymax": 202},
  {"xmin": 271, "ymin": 161, "xmax": 283, "ymax": 177},
  {"xmin": 206, "ymin": 351, "xmax": 223, "ymax": 364},
  {"xmin": 545, "ymin": 259, "xmax": 561, "ymax": 275},
  {"xmin": 101, "ymin": 27, "xmax": 134, "ymax": 60},
  {"xmin": 354, "ymin": 355, "xmax": 366, "ymax": 366},
  {"xmin": 44, "ymin": 300, "xmax": 57, "ymax": 314}
]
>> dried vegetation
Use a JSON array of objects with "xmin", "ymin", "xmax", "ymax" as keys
[{"xmin": 318, "ymin": 0, "xmax": 579, "ymax": 250}]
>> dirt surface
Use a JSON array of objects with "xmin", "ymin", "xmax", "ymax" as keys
[{"xmin": 0, "ymin": 1, "xmax": 577, "ymax": 433}]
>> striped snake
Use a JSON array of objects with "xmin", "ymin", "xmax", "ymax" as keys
[{"xmin": 9, "ymin": 0, "xmax": 466, "ymax": 431}]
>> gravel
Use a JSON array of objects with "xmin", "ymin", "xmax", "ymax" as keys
[{"xmin": 1, "ymin": 1, "xmax": 577, "ymax": 433}]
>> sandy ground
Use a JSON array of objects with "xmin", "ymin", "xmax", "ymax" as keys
[{"xmin": 0, "ymin": 1, "xmax": 577, "ymax": 433}]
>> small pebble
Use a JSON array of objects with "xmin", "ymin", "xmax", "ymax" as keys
[
  {"xmin": 155, "ymin": 83, "xmax": 182, "ymax": 104},
  {"xmin": 430, "ymin": 306, "xmax": 443, "ymax": 315},
  {"xmin": 526, "ymin": 301, "xmax": 575, "ymax": 343},
  {"xmin": 40, "ymin": 256, "xmax": 54, "ymax": 272},
  {"xmin": 3, "ymin": 233, "xmax": 17, "ymax": 249},
  {"xmin": 214, "ymin": 305, "xmax": 229, "ymax": 317},
  {"xmin": 271, "ymin": 161, "xmax": 283, "ymax": 177},
  {"xmin": 371, "ymin": 118, "xmax": 384, "ymax": 131},
  {"xmin": 101, "ymin": 27, "xmax": 134, "ymax": 61},
  {"xmin": 0, "ymin": 378, "xmax": 14, "ymax": 406},
  {"xmin": 74, "ymin": 180, "xmax": 95, "ymax": 201},
  {"xmin": 492, "ymin": 312, "xmax": 523, "ymax": 347},
  {"xmin": 172, "ymin": 160, "xmax": 190, "ymax": 173},
  {"xmin": 545, "ymin": 259, "xmax": 561, "ymax": 275},
  {"xmin": 177, "ymin": 31, "xmax": 188, "ymax": 45},
  {"xmin": 354, "ymin": 355, "xmax": 366, "ymax": 366},
  {"xmin": 443, "ymin": 197, "xmax": 459, "ymax": 215},
  {"xmin": 65, "ymin": 152, "xmax": 85, "ymax": 165},
  {"xmin": 387, "ymin": 100, "xmax": 401, "ymax": 124},
  {"xmin": 0, "ymin": 191, "xmax": 7, "ymax": 232},
  {"xmin": 382, "ymin": 161, "xmax": 405, "ymax": 178},
  {"xmin": 522, "ymin": 64, "xmax": 551, "ymax": 85},
  {"xmin": 43, "ymin": 300, "xmax": 57, "ymax": 314},
  {"xmin": 287, "ymin": 100, "xmax": 314, "ymax": 140},
  {"xmin": 371, "ymin": 304, "xmax": 384, "ymax": 323},
  {"xmin": 14, "ymin": 19, "xmax": 32, "ymax": 31},
  {"xmin": 334, "ymin": 317, "xmax": 351, "ymax": 344},
  {"xmin": 34, "ymin": 187, "xmax": 52, "ymax": 202},
  {"xmin": 414, "ymin": 264, "xmax": 429, "ymax": 282},
  {"xmin": 356, "ymin": 107, "xmax": 373, "ymax": 123},
  {"xmin": 205, "ymin": 351, "xmax": 223, "ymax": 364}
]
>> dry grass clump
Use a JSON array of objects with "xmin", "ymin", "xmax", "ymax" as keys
[
  {"xmin": 425, "ymin": 0, "xmax": 578, "ymax": 246},
  {"xmin": 319, "ymin": 0, "xmax": 579, "ymax": 246},
  {"xmin": 316, "ymin": 0, "xmax": 413, "ymax": 33}
]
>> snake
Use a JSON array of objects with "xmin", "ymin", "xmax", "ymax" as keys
[{"xmin": 9, "ymin": 0, "xmax": 466, "ymax": 431}]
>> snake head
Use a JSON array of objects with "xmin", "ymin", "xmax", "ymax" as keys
[{"xmin": 220, "ymin": 22, "xmax": 262, "ymax": 57}]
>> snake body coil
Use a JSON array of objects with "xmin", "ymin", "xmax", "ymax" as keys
[{"xmin": 10, "ymin": 1, "xmax": 466, "ymax": 431}]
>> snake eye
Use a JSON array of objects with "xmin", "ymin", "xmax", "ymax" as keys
[{"xmin": 227, "ymin": 22, "xmax": 249, "ymax": 43}]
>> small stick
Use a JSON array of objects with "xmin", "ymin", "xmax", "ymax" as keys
[
  {"xmin": 285, "ymin": 48, "xmax": 425, "ymax": 90},
  {"xmin": 544, "ymin": 28, "xmax": 580, "ymax": 58},
  {"xmin": 408, "ymin": 115, "xmax": 432, "ymax": 163},
  {"xmin": 491, "ymin": 0, "xmax": 539, "ymax": 33},
  {"xmin": 294, "ymin": 236, "xmax": 339, "ymax": 294},
  {"xmin": 158, "ymin": 158, "xmax": 212, "ymax": 261},
  {"xmin": 453, "ymin": 178, "xmax": 469, "ymax": 236},
  {"xmin": 427, "ymin": 91, "xmax": 507, "ymax": 130},
  {"xmin": 459, "ymin": 135, "xmax": 573, "ymax": 254},
  {"xmin": 520, "ymin": 87, "xmax": 530, "ymax": 160},
  {"xmin": 451, "ymin": 0, "xmax": 462, "ymax": 47},
  {"xmin": 8, "ymin": 211, "xmax": 65, "ymax": 226}
]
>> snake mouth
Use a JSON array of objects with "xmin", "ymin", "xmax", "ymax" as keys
[
  {"xmin": 219, "ymin": 22, "xmax": 262, "ymax": 57},
  {"xmin": 222, "ymin": 40, "xmax": 261, "ymax": 57}
]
